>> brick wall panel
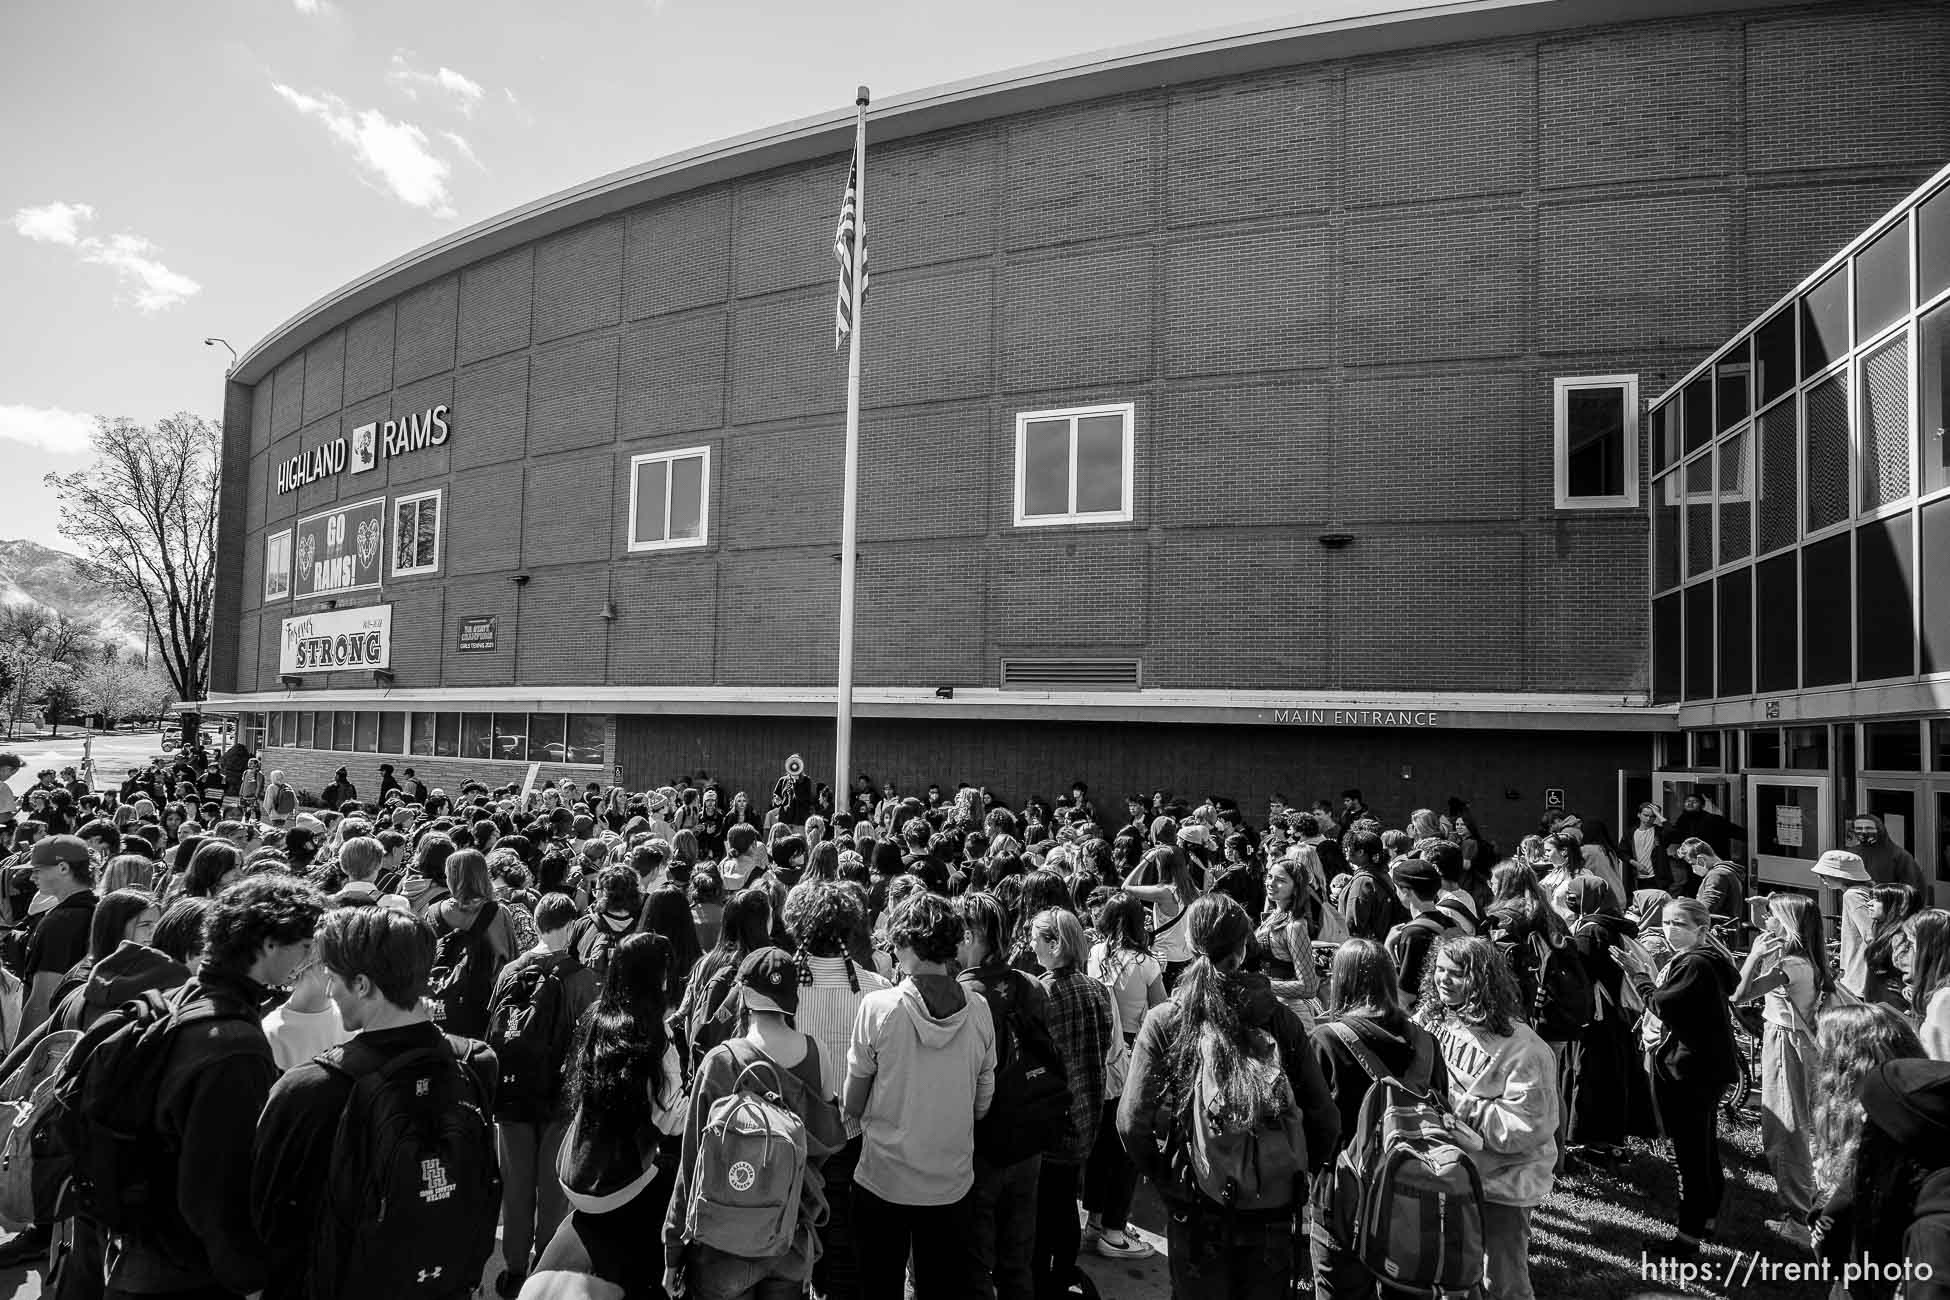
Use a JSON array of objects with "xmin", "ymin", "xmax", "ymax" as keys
[
  {"xmin": 1004, "ymin": 97, "xmax": 1158, "ymax": 251},
  {"xmin": 609, "ymin": 561, "xmax": 717, "ymax": 681},
  {"xmin": 858, "ymin": 402, "xmax": 990, "ymax": 542},
  {"xmin": 384, "ymin": 586, "xmax": 446, "ymax": 688},
  {"xmin": 1336, "ymin": 533, "xmax": 1523, "ymax": 690},
  {"xmin": 621, "ymin": 309, "xmax": 724, "ymax": 439},
  {"xmin": 718, "ymin": 550, "xmax": 838, "ymax": 684},
  {"xmin": 854, "ymin": 542, "xmax": 986, "ymax": 683},
  {"xmin": 459, "ymin": 248, "xmax": 534, "ymax": 364},
  {"xmin": 1346, "ymin": 45, "xmax": 1532, "ymax": 206},
  {"xmin": 1526, "ymin": 521, "xmax": 1648, "ymax": 691},
  {"xmin": 395, "ymin": 277, "xmax": 459, "ymax": 383},
  {"xmin": 1167, "ymin": 70, "xmax": 1335, "ymax": 226},
  {"xmin": 1539, "ymin": 21, "xmax": 1737, "ymax": 189},
  {"xmin": 1334, "ymin": 371, "xmax": 1530, "ymax": 520},
  {"xmin": 241, "ymin": 527, "xmax": 264, "ymax": 619},
  {"xmin": 447, "ymin": 463, "xmax": 525, "ymax": 575},
  {"xmin": 1744, "ymin": 181, "xmax": 1925, "ymax": 318},
  {"xmin": 264, "ymin": 436, "xmax": 297, "ymax": 525},
  {"xmin": 1164, "ymin": 227, "xmax": 1329, "ymax": 376},
  {"xmin": 515, "ymin": 567, "xmax": 609, "ymax": 685},
  {"xmin": 1148, "ymin": 536, "xmax": 1328, "ymax": 687},
  {"xmin": 871, "ymin": 126, "xmax": 998, "ymax": 270},
  {"xmin": 1149, "ymin": 384, "xmax": 1328, "ymax": 524},
  {"xmin": 736, "ymin": 159, "xmax": 842, "ymax": 297},
  {"xmin": 1538, "ymin": 193, "xmax": 1736, "ymax": 355},
  {"xmin": 625, "ymin": 187, "xmax": 731, "ymax": 320},
  {"xmin": 453, "ymin": 354, "xmax": 530, "ymax": 469},
  {"xmin": 440, "ymin": 576, "xmax": 519, "ymax": 686},
  {"xmin": 256, "ymin": 610, "xmax": 281, "ymax": 691},
  {"xmin": 250, "ymin": 383, "xmax": 273, "ymax": 453},
  {"xmin": 722, "ymin": 423, "xmax": 841, "ymax": 552},
  {"xmin": 272, "ymin": 357, "xmax": 306, "ymax": 437},
  {"xmin": 246, "ymin": 450, "xmax": 267, "ymax": 534},
  {"xmin": 1343, "ymin": 208, "xmax": 1526, "ymax": 363},
  {"xmin": 1002, "ymin": 249, "xmax": 1153, "ymax": 392},
  {"xmin": 234, "ymin": 612, "xmax": 259, "ymax": 694},
  {"xmin": 862, "ymin": 265, "xmax": 992, "ymax": 407},
  {"xmin": 290, "ymin": 416, "xmax": 347, "ymax": 516},
  {"xmin": 344, "ymin": 306, "xmax": 397, "ymax": 402},
  {"xmin": 524, "ymin": 453, "xmax": 613, "ymax": 566},
  {"xmin": 533, "ymin": 217, "xmax": 623, "ymax": 343},
  {"xmin": 301, "ymin": 331, "xmax": 345, "ymax": 424},
  {"xmin": 1747, "ymin": 8, "xmax": 1950, "ymax": 174},
  {"xmin": 529, "ymin": 333, "xmax": 618, "ymax": 452},
  {"xmin": 989, "ymin": 533, "xmax": 1146, "ymax": 641},
  {"xmin": 731, "ymin": 288, "xmax": 846, "ymax": 426}
]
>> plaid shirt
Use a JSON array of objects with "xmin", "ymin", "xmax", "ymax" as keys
[{"xmin": 1041, "ymin": 966, "xmax": 1114, "ymax": 1162}]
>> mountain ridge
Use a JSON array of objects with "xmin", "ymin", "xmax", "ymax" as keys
[{"xmin": 0, "ymin": 538, "xmax": 149, "ymax": 655}]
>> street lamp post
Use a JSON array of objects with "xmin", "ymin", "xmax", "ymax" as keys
[{"xmin": 203, "ymin": 337, "xmax": 236, "ymax": 372}]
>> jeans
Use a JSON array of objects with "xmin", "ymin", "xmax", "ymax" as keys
[
  {"xmin": 812, "ymin": 1134, "xmax": 865, "ymax": 1300},
  {"xmin": 968, "ymin": 1153, "xmax": 1041, "ymax": 1300},
  {"xmin": 854, "ymin": 1182, "xmax": 982, "ymax": 1300},
  {"xmin": 1548, "ymin": 1040, "xmax": 1573, "ymax": 1172},
  {"xmin": 1031, "ymin": 1160, "xmax": 1081, "ymax": 1300},
  {"xmin": 1653, "ymin": 1074, "xmax": 1728, "ymax": 1237},
  {"xmin": 1165, "ymin": 1199, "xmax": 1299, "ymax": 1300},
  {"xmin": 1307, "ymin": 1168, "xmax": 1376, "ymax": 1300},
  {"xmin": 498, "ymin": 1116, "xmax": 569, "ymax": 1274},
  {"xmin": 1082, "ymin": 1099, "xmax": 1138, "ymax": 1233},
  {"xmin": 1761, "ymin": 1022, "xmax": 1817, "ymax": 1219},
  {"xmin": 1482, "ymin": 1202, "xmax": 1535, "ymax": 1300}
]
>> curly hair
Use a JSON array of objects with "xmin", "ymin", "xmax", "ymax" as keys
[
  {"xmin": 783, "ymin": 879, "xmax": 865, "ymax": 958},
  {"xmin": 203, "ymin": 875, "xmax": 325, "ymax": 971},
  {"xmin": 1415, "ymin": 935, "xmax": 1520, "ymax": 1037},
  {"xmin": 595, "ymin": 863, "xmax": 642, "ymax": 918},
  {"xmin": 1810, "ymin": 1002, "xmax": 1924, "ymax": 1198},
  {"xmin": 886, "ymin": 891, "xmax": 961, "ymax": 964}
]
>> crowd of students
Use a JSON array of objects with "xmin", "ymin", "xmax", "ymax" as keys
[{"xmin": 3, "ymin": 750, "xmax": 1950, "ymax": 1299}]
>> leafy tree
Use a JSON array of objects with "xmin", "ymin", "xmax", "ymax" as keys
[
  {"xmin": 45, "ymin": 413, "xmax": 218, "ymax": 710},
  {"xmin": 72, "ymin": 649, "xmax": 164, "ymax": 728},
  {"xmin": 0, "ymin": 607, "xmax": 80, "ymax": 740}
]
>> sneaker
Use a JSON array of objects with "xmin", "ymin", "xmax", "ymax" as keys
[
  {"xmin": 1094, "ymin": 1230, "xmax": 1156, "ymax": 1260},
  {"xmin": 0, "ymin": 1226, "xmax": 50, "ymax": 1268}
]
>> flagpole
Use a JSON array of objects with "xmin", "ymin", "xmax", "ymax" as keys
[{"xmin": 835, "ymin": 85, "xmax": 869, "ymax": 814}]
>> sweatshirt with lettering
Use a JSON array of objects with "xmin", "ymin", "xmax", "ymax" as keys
[{"xmin": 1429, "ymin": 1017, "xmax": 1558, "ymax": 1208}]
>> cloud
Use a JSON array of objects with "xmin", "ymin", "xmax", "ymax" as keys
[
  {"xmin": 273, "ymin": 83, "xmax": 456, "ymax": 216},
  {"xmin": 0, "ymin": 405, "xmax": 97, "ymax": 456},
  {"xmin": 291, "ymin": 0, "xmax": 329, "ymax": 12},
  {"xmin": 12, "ymin": 201, "xmax": 95, "ymax": 246},
  {"xmin": 441, "ymin": 130, "xmax": 484, "ymax": 170},
  {"xmin": 387, "ymin": 52, "xmax": 485, "ymax": 117},
  {"xmin": 11, "ymin": 203, "xmax": 200, "ymax": 311}
]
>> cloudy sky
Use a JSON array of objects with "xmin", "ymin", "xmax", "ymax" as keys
[{"xmin": 2, "ymin": 0, "xmax": 1426, "ymax": 552}]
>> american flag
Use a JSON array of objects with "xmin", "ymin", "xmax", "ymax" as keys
[{"xmin": 834, "ymin": 152, "xmax": 868, "ymax": 351}]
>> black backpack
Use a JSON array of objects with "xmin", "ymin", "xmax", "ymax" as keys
[
  {"xmin": 574, "ymin": 915, "xmax": 634, "ymax": 979},
  {"xmin": 45, "ymin": 987, "xmax": 257, "ymax": 1239},
  {"xmin": 1527, "ymin": 930, "xmax": 1597, "ymax": 1042},
  {"xmin": 308, "ymin": 1035, "xmax": 501, "ymax": 1300},
  {"xmin": 972, "ymin": 970, "xmax": 1072, "ymax": 1166},
  {"xmin": 486, "ymin": 952, "xmax": 580, "ymax": 1123},
  {"xmin": 427, "ymin": 902, "xmax": 504, "ymax": 1040}
]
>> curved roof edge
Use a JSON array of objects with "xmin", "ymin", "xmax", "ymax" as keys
[{"xmin": 234, "ymin": 0, "xmax": 1820, "ymax": 386}]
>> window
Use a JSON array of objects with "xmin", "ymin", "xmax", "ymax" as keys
[
  {"xmin": 628, "ymin": 448, "xmax": 710, "ymax": 551},
  {"xmin": 379, "ymin": 711, "xmax": 404, "ymax": 755},
  {"xmin": 1552, "ymin": 377, "xmax": 1638, "ymax": 509},
  {"xmin": 492, "ymin": 713, "xmax": 528, "ymax": 761},
  {"xmin": 1014, "ymin": 403, "xmax": 1135, "ymax": 527},
  {"xmin": 333, "ymin": 711, "xmax": 355, "ymax": 752},
  {"xmin": 353, "ymin": 711, "xmax": 378, "ymax": 754},
  {"xmin": 460, "ymin": 714, "xmax": 492, "ymax": 759},
  {"xmin": 264, "ymin": 530, "xmax": 292, "ymax": 602},
  {"xmin": 434, "ymin": 712, "xmax": 461, "ymax": 758},
  {"xmin": 566, "ymin": 714, "xmax": 606, "ymax": 766},
  {"xmin": 296, "ymin": 711, "xmax": 315, "ymax": 749},
  {"xmin": 527, "ymin": 713, "xmax": 566, "ymax": 763},
  {"xmin": 392, "ymin": 489, "xmax": 441, "ymax": 577},
  {"xmin": 409, "ymin": 712, "xmax": 435, "ymax": 757}
]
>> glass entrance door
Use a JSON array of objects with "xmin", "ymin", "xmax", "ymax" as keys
[
  {"xmin": 1856, "ymin": 778, "xmax": 1940, "ymax": 907},
  {"xmin": 1748, "ymin": 774, "xmax": 1830, "ymax": 892}
]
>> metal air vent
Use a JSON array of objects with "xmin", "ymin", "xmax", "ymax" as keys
[{"xmin": 999, "ymin": 658, "xmax": 1142, "ymax": 691}]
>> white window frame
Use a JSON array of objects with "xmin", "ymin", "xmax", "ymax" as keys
[
  {"xmin": 1012, "ymin": 402, "xmax": 1136, "ymax": 528},
  {"xmin": 1553, "ymin": 375, "xmax": 1640, "ymax": 510},
  {"xmin": 627, "ymin": 446, "xmax": 711, "ymax": 553},
  {"xmin": 263, "ymin": 528, "xmax": 292, "ymax": 602},
  {"xmin": 390, "ymin": 488, "xmax": 443, "ymax": 577}
]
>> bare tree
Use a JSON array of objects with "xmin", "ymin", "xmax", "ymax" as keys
[{"xmin": 45, "ymin": 413, "xmax": 219, "ymax": 708}]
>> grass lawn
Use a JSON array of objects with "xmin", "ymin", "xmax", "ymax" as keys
[{"xmin": 1531, "ymin": 1109, "xmax": 1832, "ymax": 1300}]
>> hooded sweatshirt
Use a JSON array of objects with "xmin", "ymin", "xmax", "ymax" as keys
[
  {"xmin": 847, "ymin": 974, "xmax": 996, "ymax": 1206},
  {"xmin": 1634, "ymin": 944, "xmax": 1742, "ymax": 1088},
  {"xmin": 0, "ymin": 940, "xmax": 190, "ymax": 1080},
  {"xmin": 1857, "ymin": 828, "xmax": 1926, "ymax": 898}
]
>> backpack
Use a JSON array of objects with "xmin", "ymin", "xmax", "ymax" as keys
[
  {"xmin": 576, "ymin": 915, "xmax": 633, "ymax": 979},
  {"xmin": 271, "ymin": 783, "xmax": 297, "ymax": 816},
  {"xmin": 46, "ymin": 987, "xmax": 258, "ymax": 1238},
  {"xmin": 307, "ymin": 1035, "xmax": 501, "ymax": 1300},
  {"xmin": 427, "ymin": 902, "xmax": 505, "ymax": 1039},
  {"xmin": 1177, "ymin": 1026, "xmax": 1307, "ymax": 1212},
  {"xmin": 1330, "ymin": 1025, "xmax": 1486, "ymax": 1295},
  {"xmin": 486, "ymin": 953, "xmax": 581, "ymax": 1123},
  {"xmin": 684, "ymin": 963, "xmax": 743, "ymax": 1076},
  {"xmin": 0, "ymin": 1028, "xmax": 81, "ymax": 1229},
  {"xmin": 972, "ymin": 971, "xmax": 1072, "ymax": 1167},
  {"xmin": 1528, "ymin": 929, "xmax": 1596, "ymax": 1041},
  {"xmin": 684, "ymin": 1054, "xmax": 818, "ymax": 1261}
]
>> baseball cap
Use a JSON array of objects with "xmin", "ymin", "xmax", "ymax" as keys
[
  {"xmin": 737, "ymin": 947, "xmax": 799, "ymax": 1017},
  {"xmin": 29, "ymin": 835, "xmax": 91, "ymax": 868},
  {"xmin": 1812, "ymin": 849, "xmax": 1872, "ymax": 884}
]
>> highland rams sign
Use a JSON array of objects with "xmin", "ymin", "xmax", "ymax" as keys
[
  {"xmin": 274, "ymin": 404, "xmax": 449, "ymax": 494},
  {"xmin": 279, "ymin": 605, "xmax": 392, "ymax": 675}
]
